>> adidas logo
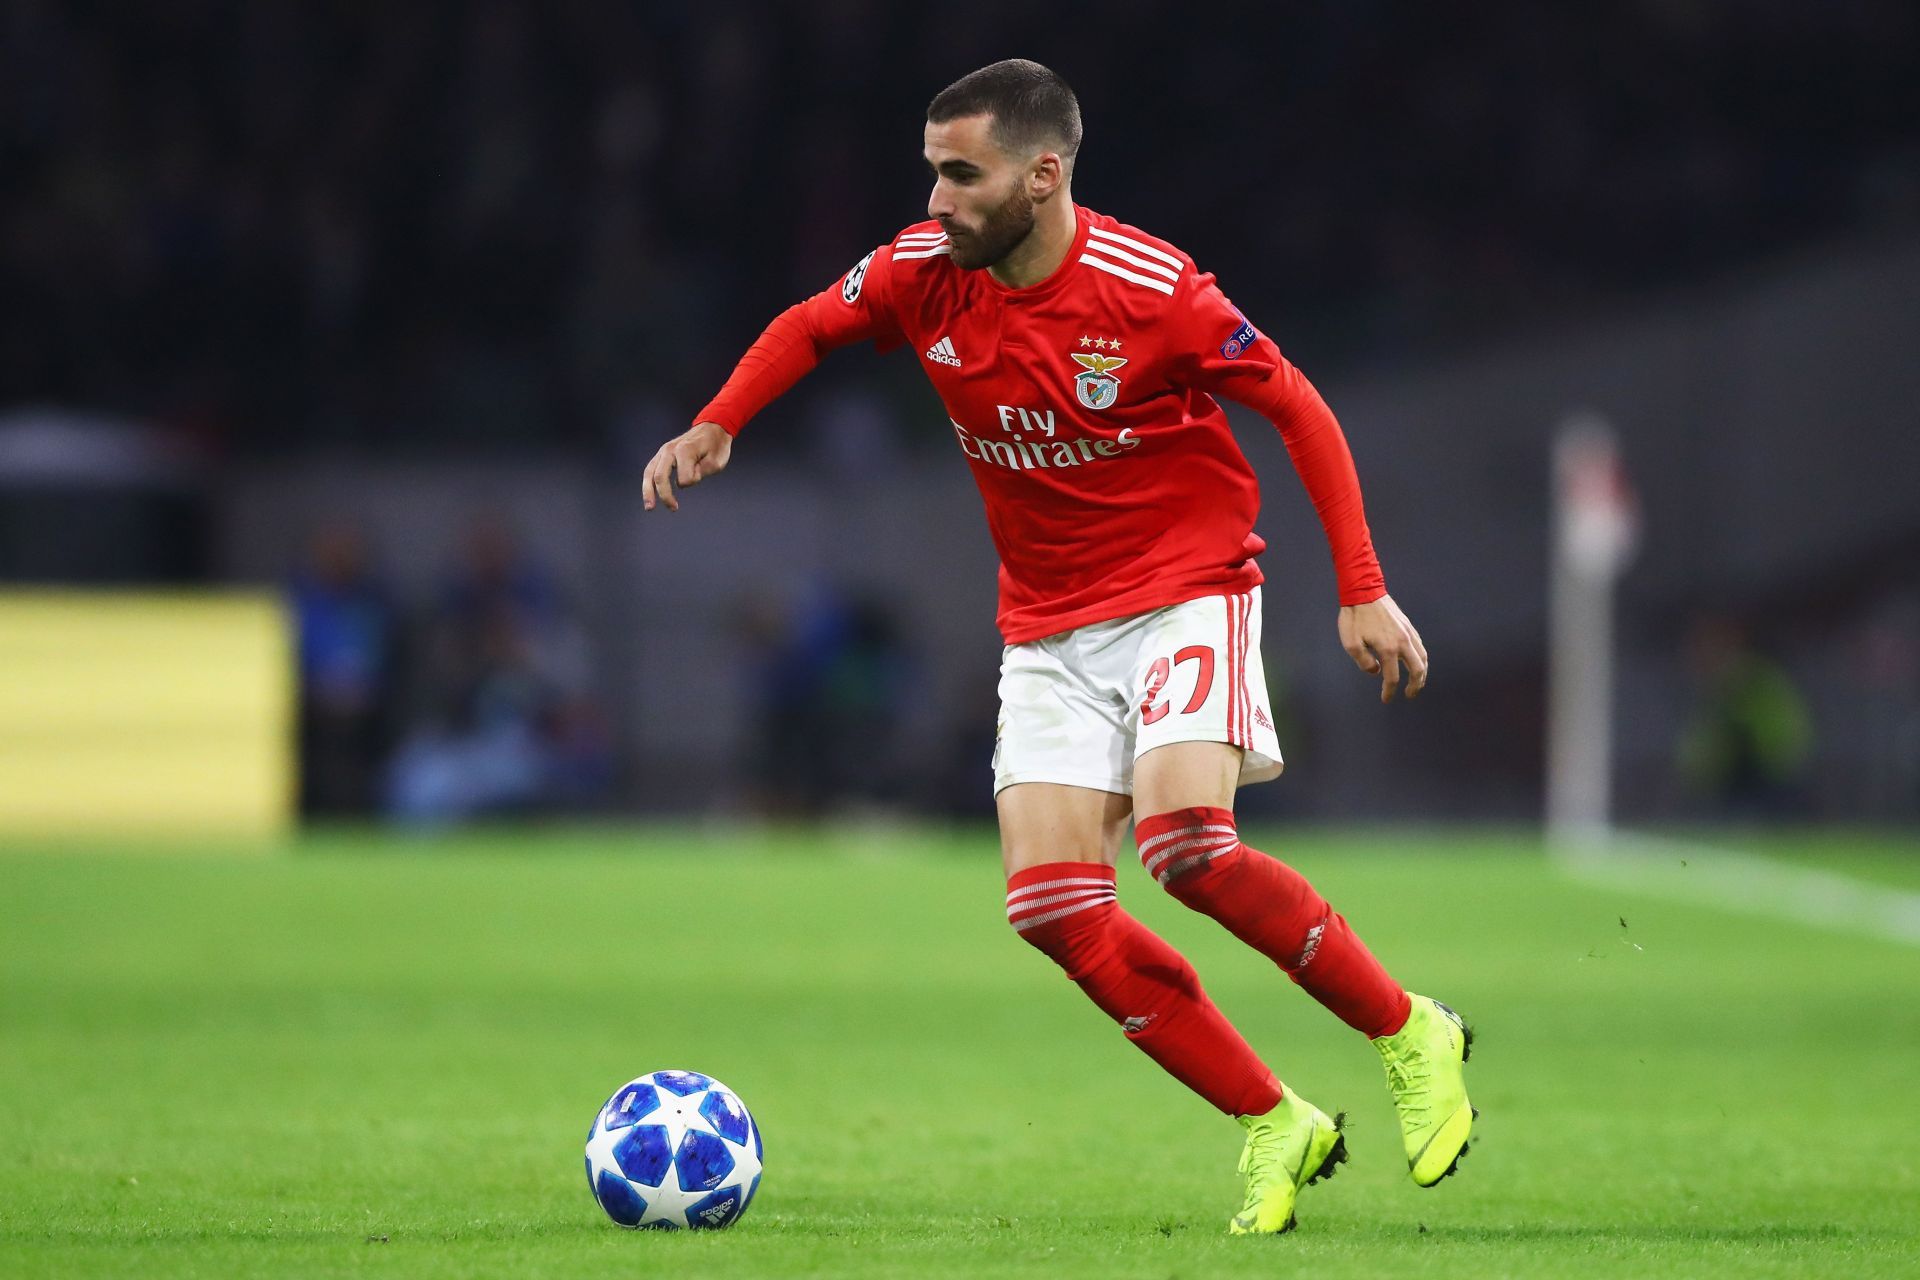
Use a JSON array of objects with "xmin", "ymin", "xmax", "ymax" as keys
[
  {"xmin": 1121, "ymin": 1014, "xmax": 1155, "ymax": 1033},
  {"xmin": 1294, "ymin": 922, "xmax": 1326, "ymax": 968},
  {"xmin": 1253, "ymin": 706, "xmax": 1273, "ymax": 732},
  {"xmin": 925, "ymin": 335, "xmax": 962, "ymax": 367}
]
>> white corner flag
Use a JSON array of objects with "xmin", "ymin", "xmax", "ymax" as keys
[{"xmin": 1547, "ymin": 412, "xmax": 1638, "ymax": 851}]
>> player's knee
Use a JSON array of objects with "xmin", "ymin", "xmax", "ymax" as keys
[
  {"xmin": 1004, "ymin": 862, "xmax": 1118, "ymax": 978},
  {"xmin": 1135, "ymin": 805, "xmax": 1242, "ymax": 890},
  {"xmin": 1138, "ymin": 806, "xmax": 1329, "ymax": 961}
]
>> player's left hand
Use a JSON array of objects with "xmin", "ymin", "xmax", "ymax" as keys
[{"xmin": 1338, "ymin": 594, "xmax": 1428, "ymax": 703}]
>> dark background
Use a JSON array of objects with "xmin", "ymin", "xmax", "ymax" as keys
[{"xmin": 3, "ymin": 0, "xmax": 1917, "ymax": 825}]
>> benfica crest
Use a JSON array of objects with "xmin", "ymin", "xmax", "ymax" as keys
[{"xmin": 1070, "ymin": 351, "xmax": 1129, "ymax": 411}]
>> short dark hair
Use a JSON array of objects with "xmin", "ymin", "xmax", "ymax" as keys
[{"xmin": 927, "ymin": 59, "xmax": 1082, "ymax": 163}]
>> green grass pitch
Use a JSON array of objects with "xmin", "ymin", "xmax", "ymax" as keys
[{"xmin": 2, "ymin": 826, "xmax": 1916, "ymax": 1278}]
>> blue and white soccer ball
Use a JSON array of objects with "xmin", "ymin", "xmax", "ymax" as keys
[{"xmin": 584, "ymin": 1070, "xmax": 763, "ymax": 1230}]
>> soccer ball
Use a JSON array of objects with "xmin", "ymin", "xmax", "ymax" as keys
[{"xmin": 584, "ymin": 1070, "xmax": 763, "ymax": 1230}]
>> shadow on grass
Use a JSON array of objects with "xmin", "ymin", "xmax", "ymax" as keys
[
  {"xmin": 1418, "ymin": 1222, "xmax": 1869, "ymax": 1247},
  {"xmin": 12, "ymin": 1218, "xmax": 619, "ymax": 1248},
  {"xmin": 16, "ymin": 1216, "xmax": 1903, "ymax": 1254}
]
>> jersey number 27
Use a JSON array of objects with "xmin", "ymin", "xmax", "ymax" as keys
[{"xmin": 1140, "ymin": 647, "xmax": 1214, "ymax": 725}]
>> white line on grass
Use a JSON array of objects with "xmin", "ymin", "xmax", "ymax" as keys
[{"xmin": 1553, "ymin": 832, "xmax": 1920, "ymax": 948}]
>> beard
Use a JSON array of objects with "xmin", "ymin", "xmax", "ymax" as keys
[{"xmin": 941, "ymin": 183, "xmax": 1036, "ymax": 271}]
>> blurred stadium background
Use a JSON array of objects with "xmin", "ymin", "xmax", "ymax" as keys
[{"xmin": 2, "ymin": 1, "xmax": 1916, "ymax": 833}]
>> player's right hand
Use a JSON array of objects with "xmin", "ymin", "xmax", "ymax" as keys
[
  {"xmin": 1338, "ymin": 593, "xmax": 1429, "ymax": 704},
  {"xmin": 642, "ymin": 421, "xmax": 733, "ymax": 512}
]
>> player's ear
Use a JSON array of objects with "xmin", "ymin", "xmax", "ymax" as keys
[{"xmin": 1030, "ymin": 152, "xmax": 1065, "ymax": 200}]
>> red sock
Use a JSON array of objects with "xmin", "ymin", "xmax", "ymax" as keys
[
  {"xmin": 1007, "ymin": 861, "xmax": 1283, "ymax": 1116},
  {"xmin": 1137, "ymin": 808, "xmax": 1412, "ymax": 1039}
]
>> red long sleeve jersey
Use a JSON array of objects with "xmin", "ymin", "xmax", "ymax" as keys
[{"xmin": 697, "ymin": 204, "xmax": 1385, "ymax": 644}]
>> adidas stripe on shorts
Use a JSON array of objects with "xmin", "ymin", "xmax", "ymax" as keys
[{"xmin": 992, "ymin": 587, "xmax": 1284, "ymax": 796}]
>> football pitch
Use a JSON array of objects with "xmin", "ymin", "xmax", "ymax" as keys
[{"xmin": 3, "ymin": 826, "xmax": 1916, "ymax": 1279}]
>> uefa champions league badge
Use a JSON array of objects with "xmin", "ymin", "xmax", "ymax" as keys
[
  {"xmin": 841, "ymin": 249, "xmax": 876, "ymax": 304},
  {"xmin": 1069, "ymin": 350, "xmax": 1128, "ymax": 410},
  {"xmin": 1219, "ymin": 318, "xmax": 1257, "ymax": 360}
]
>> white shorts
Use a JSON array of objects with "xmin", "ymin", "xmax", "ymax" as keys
[{"xmin": 992, "ymin": 587, "xmax": 1284, "ymax": 796}]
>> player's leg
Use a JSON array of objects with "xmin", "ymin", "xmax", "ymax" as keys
[
  {"xmin": 993, "ymin": 636, "xmax": 1284, "ymax": 1123},
  {"xmin": 1132, "ymin": 741, "xmax": 1411, "ymax": 1039},
  {"xmin": 999, "ymin": 780, "xmax": 1347, "ymax": 1233},
  {"xmin": 1130, "ymin": 588, "xmax": 1474, "ymax": 1186},
  {"xmin": 1107, "ymin": 741, "xmax": 1344, "ymax": 1231},
  {"xmin": 998, "ymin": 620, "xmax": 1343, "ymax": 1234},
  {"xmin": 996, "ymin": 775, "xmax": 1130, "ymax": 876},
  {"xmin": 998, "ymin": 781, "xmax": 1283, "ymax": 1119},
  {"xmin": 1128, "ymin": 589, "xmax": 1410, "ymax": 1035}
]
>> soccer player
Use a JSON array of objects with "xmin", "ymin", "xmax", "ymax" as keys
[{"xmin": 644, "ymin": 59, "xmax": 1473, "ymax": 1234}]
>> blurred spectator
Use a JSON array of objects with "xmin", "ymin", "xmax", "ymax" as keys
[
  {"xmin": 1678, "ymin": 616, "xmax": 1814, "ymax": 817},
  {"xmin": 385, "ymin": 518, "xmax": 611, "ymax": 823},
  {"xmin": 738, "ymin": 585, "xmax": 912, "ymax": 817},
  {"xmin": 433, "ymin": 518, "xmax": 578, "ymax": 686},
  {"xmin": 290, "ymin": 523, "xmax": 398, "ymax": 816}
]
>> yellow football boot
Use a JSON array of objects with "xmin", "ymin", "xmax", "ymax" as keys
[
  {"xmin": 1374, "ymin": 994, "xmax": 1477, "ymax": 1186},
  {"xmin": 1229, "ymin": 1092, "xmax": 1348, "ymax": 1235}
]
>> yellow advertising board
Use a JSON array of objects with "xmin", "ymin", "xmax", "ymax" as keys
[{"xmin": 0, "ymin": 592, "xmax": 293, "ymax": 841}]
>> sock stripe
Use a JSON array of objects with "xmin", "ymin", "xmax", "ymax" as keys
[
  {"xmin": 1009, "ymin": 891, "xmax": 1116, "ymax": 932},
  {"xmin": 1006, "ymin": 886, "xmax": 1115, "ymax": 917},
  {"xmin": 1145, "ymin": 839, "xmax": 1238, "ymax": 882},
  {"xmin": 1141, "ymin": 831, "xmax": 1238, "ymax": 877},
  {"xmin": 1136, "ymin": 822, "xmax": 1237, "ymax": 859},
  {"xmin": 1006, "ymin": 864, "xmax": 1119, "ymax": 930},
  {"xmin": 1006, "ymin": 875, "xmax": 1116, "ymax": 902}
]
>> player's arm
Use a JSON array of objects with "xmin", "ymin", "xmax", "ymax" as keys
[
  {"xmin": 1250, "ymin": 362, "xmax": 1427, "ymax": 703},
  {"xmin": 1172, "ymin": 276, "xmax": 1427, "ymax": 702},
  {"xmin": 643, "ymin": 246, "xmax": 902, "ymax": 511}
]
